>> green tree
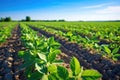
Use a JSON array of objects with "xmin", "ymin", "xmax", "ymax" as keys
[
  {"xmin": 26, "ymin": 16, "xmax": 31, "ymax": 21},
  {"xmin": 58, "ymin": 19, "xmax": 65, "ymax": 22},
  {"xmin": 0, "ymin": 17, "xmax": 5, "ymax": 22},
  {"xmin": 4, "ymin": 17, "xmax": 11, "ymax": 22}
]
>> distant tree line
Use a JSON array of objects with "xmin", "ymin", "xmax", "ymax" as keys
[
  {"xmin": 0, "ymin": 16, "xmax": 120, "ymax": 22},
  {"xmin": 0, "ymin": 16, "xmax": 66, "ymax": 22},
  {"xmin": 21, "ymin": 16, "xmax": 31, "ymax": 22},
  {"xmin": 0, "ymin": 17, "xmax": 12, "ymax": 22},
  {"xmin": 22, "ymin": 17, "xmax": 120, "ymax": 22},
  {"xmin": 2, "ymin": 16, "xmax": 120, "ymax": 22},
  {"xmin": 33, "ymin": 19, "xmax": 65, "ymax": 22},
  {"xmin": 21, "ymin": 16, "xmax": 65, "ymax": 22},
  {"xmin": 0, "ymin": 16, "xmax": 31, "ymax": 22}
]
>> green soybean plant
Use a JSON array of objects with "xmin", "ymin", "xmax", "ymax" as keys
[
  {"xmin": 19, "ymin": 24, "xmax": 62, "ymax": 79},
  {"xmin": 65, "ymin": 31, "xmax": 78, "ymax": 42},
  {"xmin": 70, "ymin": 57, "xmax": 102, "ymax": 80},
  {"xmin": 0, "ymin": 24, "xmax": 16, "ymax": 44},
  {"xmin": 102, "ymin": 45, "xmax": 120, "ymax": 61},
  {"xmin": 19, "ymin": 23, "xmax": 102, "ymax": 80},
  {"xmin": 46, "ymin": 57, "xmax": 102, "ymax": 80}
]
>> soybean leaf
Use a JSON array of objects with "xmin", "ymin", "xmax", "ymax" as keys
[
  {"xmin": 49, "ymin": 37, "xmax": 54, "ymax": 44},
  {"xmin": 19, "ymin": 60, "xmax": 34, "ymax": 69},
  {"xmin": 66, "ymin": 32, "xmax": 73, "ymax": 37},
  {"xmin": 51, "ymin": 42, "xmax": 61, "ymax": 49},
  {"xmin": 112, "ymin": 48, "xmax": 119, "ymax": 54},
  {"xmin": 35, "ymin": 63, "xmax": 44, "ymax": 74},
  {"xmin": 26, "ymin": 42, "xmax": 35, "ymax": 49},
  {"xmin": 112, "ymin": 57, "xmax": 118, "ymax": 61},
  {"xmin": 70, "ymin": 57, "xmax": 81, "ymax": 76},
  {"xmin": 47, "ymin": 52, "xmax": 56, "ymax": 63},
  {"xmin": 48, "ymin": 73, "xmax": 59, "ymax": 80},
  {"xmin": 81, "ymin": 70, "xmax": 102, "ymax": 80},
  {"xmin": 48, "ymin": 64, "xmax": 57, "ymax": 73},
  {"xmin": 113, "ymin": 54, "xmax": 120, "ymax": 61},
  {"xmin": 103, "ymin": 46, "xmax": 111, "ymax": 54},
  {"xmin": 50, "ymin": 48, "xmax": 61, "ymax": 55},
  {"xmin": 18, "ymin": 51, "xmax": 25, "ymax": 58},
  {"xmin": 25, "ymin": 66, "xmax": 33, "ymax": 77},
  {"xmin": 48, "ymin": 37, "xmax": 61, "ymax": 48},
  {"xmin": 28, "ymin": 71, "xmax": 43, "ymax": 80},
  {"xmin": 37, "ymin": 53, "xmax": 47, "ymax": 62},
  {"xmin": 42, "ymin": 74, "xmax": 48, "ymax": 80},
  {"xmin": 53, "ymin": 60, "xmax": 63, "ymax": 64},
  {"xmin": 69, "ymin": 77, "xmax": 76, "ymax": 80},
  {"xmin": 113, "ymin": 54, "xmax": 120, "ymax": 57},
  {"xmin": 57, "ymin": 66, "xmax": 69, "ymax": 80}
]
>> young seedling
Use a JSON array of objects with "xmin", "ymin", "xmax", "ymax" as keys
[{"xmin": 103, "ymin": 45, "xmax": 120, "ymax": 61}]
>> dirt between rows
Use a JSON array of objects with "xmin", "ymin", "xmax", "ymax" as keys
[
  {"xmin": 0, "ymin": 25, "xmax": 25, "ymax": 80},
  {"xmin": 30, "ymin": 26, "xmax": 120, "ymax": 80}
]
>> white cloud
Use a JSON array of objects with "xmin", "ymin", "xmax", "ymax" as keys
[
  {"xmin": 96, "ymin": 6, "xmax": 120, "ymax": 14},
  {"xmin": 83, "ymin": 4, "xmax": 105, "ymax": 9},
  {"xmin": 83, "ymin": 3, "xmax": 112, "ymax": 9},
  {"xmin": 58, "ymin": 13, "xmax": 120, "ymax": 21}
]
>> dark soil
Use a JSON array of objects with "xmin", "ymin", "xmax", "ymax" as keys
[
  {"xmin": 0, "ymin": 25, "xmax": 26, "ymax": 80},
  {"xmin": 30, "ymin": 26, "xmax": 120, "ymax": 80},
  {"xmin": 57, "ymin": 52, "xmax": 71, "ymax": 69}
]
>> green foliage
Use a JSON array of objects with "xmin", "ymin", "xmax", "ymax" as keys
[
  {"xmin": 102, "ymin": 45, "xmax": 120, "ymax": 61},
  {"xmin": 70, "ymin": 57, "xmax": 102, "ymax": 80},
  {"xmin": 48, "ymin": 64, "xmax": 57, "ymax": 73},
  {"xmin": 70, "ymin": 57, "xmax": 81, "ymax": 76},
  {"xmin": 65, "ymin": 31, "xmax": 78, "ymax": 42},
  {"xmin": 26, "ymin": 22, "xmax": 120, "ymax": 61},
  {"xmin": 0, "ymin": 23, "xmax": 17, "ymax": 44},
  {"xmin": 19, "ymin": 23, "xmax": 102, "ymax": 80},
  {"xmin": 19, "ymin": 23, "xmax": 62, "ymax": 79},
  {"xmin": 103, "ymin": 46, "xmax": 111, "ymax": 54},
  {"xmin": 81, "ymin": 70, "xmax": 102, "ymax": 80},
  {"xmin": 57, "ymin": 66, "xmax": 69, "ymax": 80}
]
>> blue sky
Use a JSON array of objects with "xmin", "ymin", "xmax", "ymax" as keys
[{"xmin": 0, "ymin": 0, "xmax": 120, "ymax": 21}]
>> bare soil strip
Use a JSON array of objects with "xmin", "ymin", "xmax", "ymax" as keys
[
  {"xmin": 30, "ymin": 26, "xmax": 120, "ymax": 80},
  {"xmin": 0, "ymin": 25, "xmax": 25, "ymax": 80}
]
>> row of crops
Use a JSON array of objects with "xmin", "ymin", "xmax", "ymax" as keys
[
  {"xmin": 0, "ymin": 22, "xmax": 120, "ymax": 80},
  {"xmin": 0, "ymin": 22, "xmax": 18, "ymax": 44},
  {"xmin": 18, "ymin": 23, "xmax": 102, "ymax": 80},
  {"xmin": 26, "ymin": 22, "xmax": 120, "ymax": 61}
]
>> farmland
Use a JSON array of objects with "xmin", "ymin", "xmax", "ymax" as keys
[{"xmin": 0, "ymin": 22, "xmax": 120, "ymax": 80}]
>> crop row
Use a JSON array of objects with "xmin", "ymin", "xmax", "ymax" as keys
[
  {"xmin": 0, "ymin": 22, "xmax": 18, "ymax": 44},
  {"xmin": 26, "ymin": 22, "xmax": 120, "ymax": 61},
  {"xmin": 29, "ymin": 23, "xmax": 120, "ymax": 80},
  {"xmin": 18, "ymin": 23, "xmax": 102, "ymax": 80},
  {"xmin": 0, "ymin": 22, "xmax": 119, "ymax": 80}
]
